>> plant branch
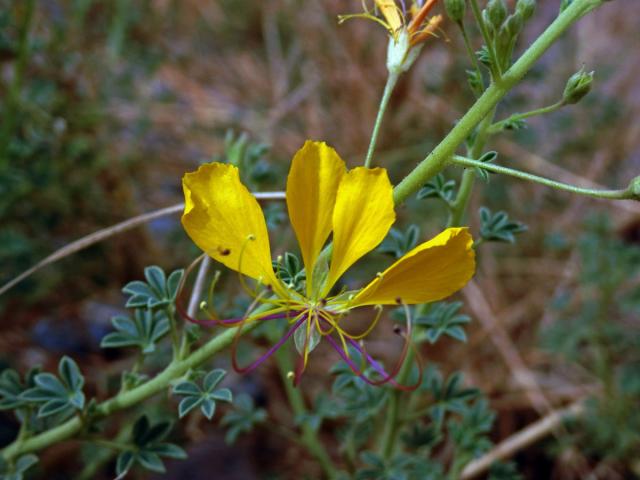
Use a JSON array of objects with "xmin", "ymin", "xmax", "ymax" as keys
[
  {"xmin": 1, "ymin": 323, "xmax": 255, "ymax": 461},
  {"xmin": 392, "ymin": 0, "xmax": 605, "ymax": 206},
  {"xmin": 0, "ymin": 192, "xmax": 285, "ymax": 297},
  {"xmin": 488, "ymin": 101, "xmax": 564, "ymax": 133},
  {"xmin": 450, "ymin": 155, "xmax": 637, "ymax": 201}
]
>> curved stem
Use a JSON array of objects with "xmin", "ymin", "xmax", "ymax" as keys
[
  {"xmin": 1, "ymin": 323, "xmax": 257, "ymax": 461},
  {"xmin": 488, "ymin": 100, "xmax": 564, "ymax": 133},
  {"xmin": 365, "ymin": 72, "xmax": 400, "ymax": 168},
  {"xmin": 450, "ymin": 155, "xmax": 635, "ymax": 200}
]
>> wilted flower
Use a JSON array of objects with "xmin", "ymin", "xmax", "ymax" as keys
[{"xmin": 341, "ymin": 0, "xmax": 444, "ymax": 74}]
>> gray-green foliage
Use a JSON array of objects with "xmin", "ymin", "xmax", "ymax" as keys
[
  {"xmin": 172, "ymin": 369, "xmax": 233, "ymax": 420},
  {"xmin": 542, "ymin": 217, "xmax": 640, "ymax": 464}
]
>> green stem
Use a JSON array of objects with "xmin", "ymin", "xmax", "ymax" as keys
[
  {"xmin": 274, "ymin": 349, "xmax": 337, "ymax": 479},
  {"xmin": 488, "ymin": 100, "xmax": 564, "ymax": 133},
  {"xmin": 1, "ymin": 323, "xmax": 257, "ymax": 461},
  {"xmin": 0, "ymin": 0, "xmax": 605, "ymax": 465},
  {"xmin": 364, "ymin": 72, "xmax": 400, "ymax": 168},
  {"xmin": 450, "ymin": 155, "xmax": 636, "ymax": 201},
  {"xmin": 392, "ymin": 0, "xmax": 603, "ymax": 207},
  {"xmin": 449, "ymin": 105, "xmax": 496, "ymax": 227},
  {"xmin": 0, "ymin": 0, "xmax": 35, "ymax": 170},
  {"xmin": 379, "ymin": 347, "xmax": 415, "ymax": 460}
]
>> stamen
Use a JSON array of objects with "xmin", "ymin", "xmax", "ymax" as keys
[
  {"xmin": 407, "ymin": 0, "xmax": 437, "ymax": 34},
  {"xmin": 231, "ymin": 313, "xmax": 306, "ymax": 374}
]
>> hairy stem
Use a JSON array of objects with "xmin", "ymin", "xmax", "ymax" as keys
[
  {"xmin": 450, "ymin": 155, "xmax": 636, "ymax": 200},
  {"xmin": 448, "ymin": 105, "xmax": 496, "ymax": 227}
]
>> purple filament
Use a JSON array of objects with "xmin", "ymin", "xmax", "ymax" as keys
[
  {"xmin": 324, "ymin": 334, "xmax": 399, "ymax": 388},
  {"xmin": 234, "ymin": 315, "xmax": 306, "ymax": 374}
]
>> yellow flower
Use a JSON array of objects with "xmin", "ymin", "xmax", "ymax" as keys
[{"xmin": 181, "ymin": 140, "xmax": 474, "ymax": 384}]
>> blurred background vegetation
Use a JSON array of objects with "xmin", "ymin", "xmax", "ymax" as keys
[{"xmin": 0, "ymin": 0, "xmax": 639, "ymax": 478}]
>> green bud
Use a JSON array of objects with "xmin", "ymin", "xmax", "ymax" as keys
[
  {"xmin": 485, "ymin": 0, "xmax": 508, "ymax": 30},
  {"xmin": 503, "ymin": 12, "xmax": 524, "ymax": 38},
  {"xmin": 628, "ymin": 176, "xmax": 640, "ymax": 200},
  {"xmin": 516, "ymin": 0, "xmax": 536, "ymax": 21},
  {"xmin": 444, "ymin": 0, "xmax": 466, "ymax": 24},
  {"xmin": 562, "ymin": 69, "xmax": 594, "ymax": 105}
]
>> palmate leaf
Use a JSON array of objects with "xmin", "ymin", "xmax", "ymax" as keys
[
  {"xmin": 172, "ymin": 369, "xmax": 233, "ymax": 420},
  {"xmin": 479, "ymin": 207, "xmax": 527, "ymax": 243},
  {"xmin": 221, "ymin": 394, "xmax": 266, "ymax": 444},
  {"xmin": 378, "ymin": 225, "xmax": 421, "ymax": 259},
  {"xmin": 20, "ymin": 357, "xmax": 85, "ymax": 419},
  {"xmin": 415, "ymin": 301, "xmax": 471, "ymax": 344},
  {"xmin": 116, "ymin": 415, "xmax": 187, "ymax": 478},
  {"xmin": 122, "ymin": 266, "xmax": 184, "ymax": 309},
  {"xmin": 417, "ymin": 174, "xmax": 456, "ymax": 204},
  {"xmin": 101, "ymin": 309, "xmax": 170, "ymax": 354},
  {"xmin": 0, "ymin": 369, "xmax": 38, "ymax": 410}
]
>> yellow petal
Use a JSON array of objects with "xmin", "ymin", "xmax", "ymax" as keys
[
  {"xmin": 325, "ymin": 167, "xmax": 395, "ymax": 293},
  {"xmin": 182, "ymin": 162, "xmax": 279, "ymax": 287},
  {"xmin": 375, "ymin": 0, "xmax": 403, "ymax": 32},
  {"xmin": 286, "ymin": 141, "xmax": 346, "ymax": 291},
  {"xmin": 350, "ymin": 228, "xmax": 475, "ymax": 306}
]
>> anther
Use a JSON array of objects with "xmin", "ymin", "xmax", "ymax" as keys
[
  {"xmin": 286, "ymin": 371, "xmax": 295, "ymax": 380},
  {"xmin": 320, "ymin": 298, "xmax": 327, "ymax": 307},
  {"xmin": 393, "ymin": 325, "xmax": 403, "ymax": 335},
  {"xmin": 247, "ymin": 234, "xmax": 256, "ymax": 241},
  {"xmin": 199, "ymin": 301, "xmax": 208, "ymax": 310},
  {"xmin": 395, "ymin": 297, "xmax": 402, "ymax": 304},
  {"xmin": 217, "ymin": 246, "xmax": 231, "ymax": 256}
]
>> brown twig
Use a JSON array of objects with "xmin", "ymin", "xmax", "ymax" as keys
[
  {"xmin": 460, "ymin": 401, "xmax": 585, "ymax": 479},
  {"xmin": 463, "ymin": 280, "xmax": 555, "ymax": 417},
  {"xmin": 0, "ymin": 192, "xmax": 285, "ymax": 297}
]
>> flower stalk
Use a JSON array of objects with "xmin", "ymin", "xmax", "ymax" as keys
[{"xmin": 449, "ymin": 155, "xmax": 639, "ymax": 201}]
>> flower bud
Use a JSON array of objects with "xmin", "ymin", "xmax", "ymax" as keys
[
  {"xmin": 444, "ymin": 0, "xmax": 466, "ymax": 24},
  {"xmin": 562, "ymin": 69, "xmax": 594, "ymax": 105},
  {"xmin": 502, "ymin": 12, "xmax": 523, "ymax": 38},
  {"xmin": 628, "ymin": 176, "xmax": 640, "ymax": 200},
  {"xmin": 485, "ymin": 0, "xmax": 508, "ymax": 30},
  {"xmin": 516, "ymin": 0, "xmax": 536, "ymax": 21}
]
